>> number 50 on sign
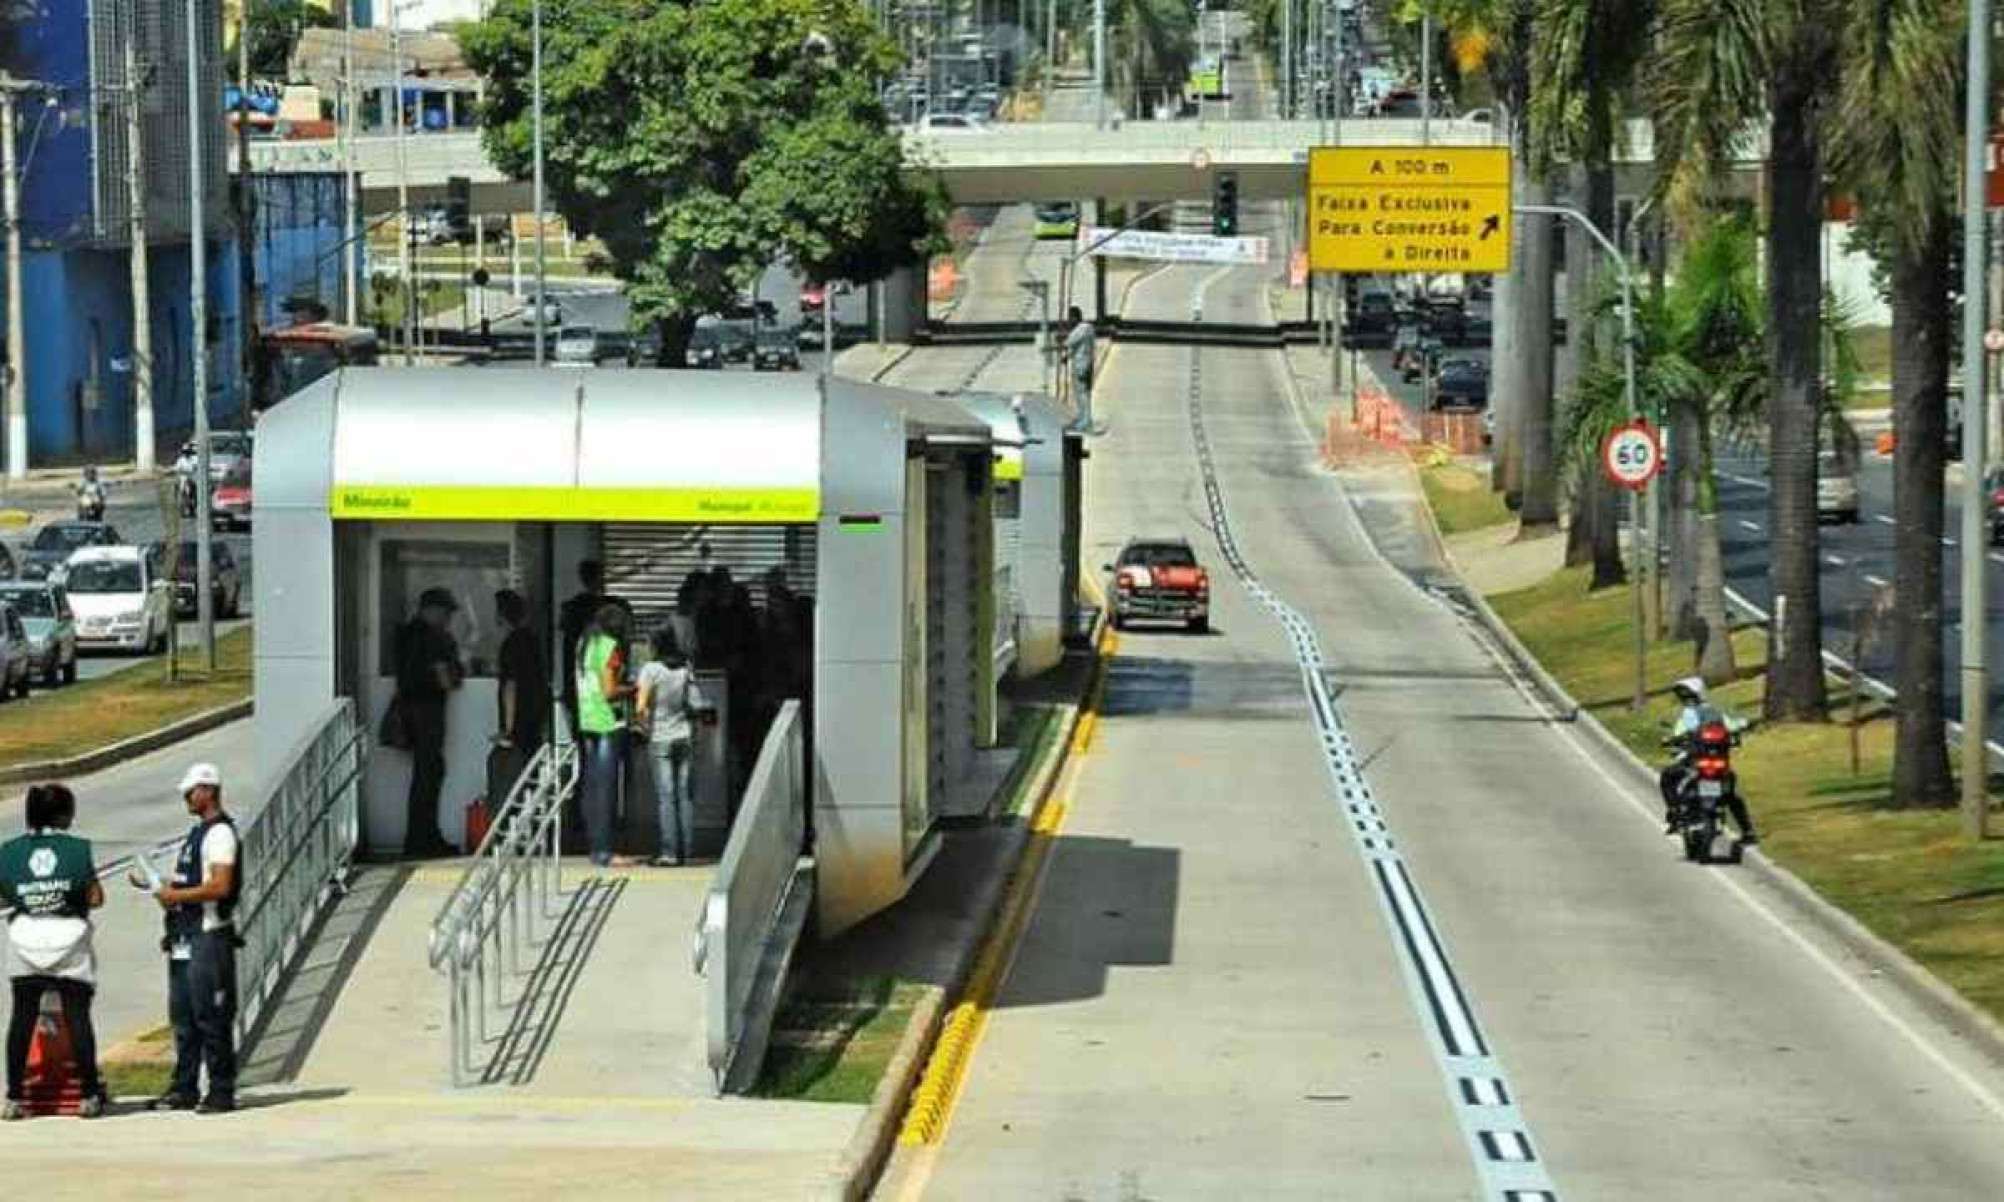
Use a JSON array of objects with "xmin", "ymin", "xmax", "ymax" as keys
[{"xmin": 1601, "ymin": 420, "xmax": 1663, "ymax": 490}]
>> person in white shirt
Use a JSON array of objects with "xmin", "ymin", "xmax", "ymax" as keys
[
  {"xmin": 137, "ymin": 763, "xmax": 241, "ymax": 1114},
  {"xmin": 635, "ymin": 627, "xmax": 706, "ymax": 867},
  {"xmin": 1063, "ymin": 306, "xmax": 1097, "ymax": 433}
]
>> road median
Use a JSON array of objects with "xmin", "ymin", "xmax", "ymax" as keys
[{"xmin": 0, "ymin": 627, "xmax": 252, "ymax": 784}]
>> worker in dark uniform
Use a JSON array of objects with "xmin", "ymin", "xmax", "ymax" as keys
[
  {"xmin": 141, "ymin": 763, "xmax": 242, "ymax": 1114},
  {"xmin": 2, "ymin": 784, "xmax": 106, "ymax": 1120},
  {"xmin": 395, "ymin": 589, "xmax": 463, "ymax": 858}
]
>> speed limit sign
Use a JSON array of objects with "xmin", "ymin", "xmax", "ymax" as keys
[{"xmin": 1601, "ymin": 419, "xmax": 1664, "ymax": 490}]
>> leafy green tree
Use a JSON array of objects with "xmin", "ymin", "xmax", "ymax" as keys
[
  {"xmin": 1829, "ymin": 0, "xmax": 1962, "ymax": 807},
  {"xmin": 1650, "ymin": 0, "xmax": 1845, "ymax": 720},
  {"xmin": 240, "ymin": 0, "xmax": 337, "ymax": 79},
  {"xmin": 1532, "ymin": 0, "xmax": 1656, "ymax": 591},
  {"xmin": 462, "ymin": 0, "xmax": 947, "ymax": 362}
]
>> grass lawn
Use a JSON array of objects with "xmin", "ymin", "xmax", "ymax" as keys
[
  {"xmin": 1490, "ymin": 567, "xmax": 2004, "ymax": 1025},
  {"xmin": 0, "ymin": 628, "xmax": 250, "ymax": 772},
  {"xmin": 754, "ymin": 976, "xmax": 925, "ymax": 1103},
  {"xmin": 1851, "ymin": 324, "xmax": 1891, "ymax": 387},
  {"xmin": 1417, "ymin": 459, "xmax": 1514, "ymax": 535}
]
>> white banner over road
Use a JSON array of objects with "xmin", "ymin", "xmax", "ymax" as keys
[{"xmin": 1076, "ymin": 227, "xmax": 1271, "ymax": 265}]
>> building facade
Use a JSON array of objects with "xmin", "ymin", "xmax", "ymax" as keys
[{"xmin": 2, "ymin": 0, "xmax": 243, "ymax": 463}]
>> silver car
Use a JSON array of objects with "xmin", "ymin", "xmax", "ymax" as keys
[
  {"xmin": 553, "ymin": 326, "xmax": 602, "ymax": 368},
  {"xmin": 0, "ymin": 604, "xmax": 33, "ymax": 700},
  {"xmin": 0, "ymin": 583, "xmax": 76, "ymax": 686},
  {"xmin": 1817, "ymin": 451, "xmax": 1860, "ymax": 524}
]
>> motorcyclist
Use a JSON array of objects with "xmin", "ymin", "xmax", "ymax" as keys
[
  {"xmin": 1658, "ymin": 676, "xmax": 1758, "ymax": 844},
  {"xmin": 73, "ymin": 466, "xmax": 106, "ymax": 522}
]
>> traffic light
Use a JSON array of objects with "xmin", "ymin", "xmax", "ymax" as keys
[
  {"xmin": 446, "ymin": 175, "xmax": 471, "ymax": 225},
  {"xmin": 1213, "ymin": 172, "xmax": 1239, "ymax": 237}
]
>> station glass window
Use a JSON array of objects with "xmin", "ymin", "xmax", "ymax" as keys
[{"xmin": 377, "ymin": 539, "xmax": 514, "ymax": 678}]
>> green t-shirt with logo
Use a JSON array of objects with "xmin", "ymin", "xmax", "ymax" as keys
[
  {"xmin": 576, "ymin": 633, "xmax": 623, "ymax": 735},
  {"xmin": 0, "ymin": 831, "xmax": 95, "ymax": 918}
]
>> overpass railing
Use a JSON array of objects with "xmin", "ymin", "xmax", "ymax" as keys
[
  {"xmin": 694, "ymin": 700, "xmax": 814, "ymax": 1094},
  {"xmin": 234, "ymin": 699, "xmax": 368, "ymax": 1049},
  {"xmin": 428, "ymin": 741, "xmax": 578, "ymax": 1086}
]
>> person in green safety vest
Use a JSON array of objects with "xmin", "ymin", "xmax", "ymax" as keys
[
  {"xmin": 576, "ymin": 602, "xmax": 636, "ymax": 867},
  {"xmin": 1, "ymin": 783, "xmax": 106, "ymax": 1120}
]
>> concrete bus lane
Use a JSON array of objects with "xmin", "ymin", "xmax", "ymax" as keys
[{"xmin": 893, "ymin": 263, "xmax": 2004, "ymax": 1197}]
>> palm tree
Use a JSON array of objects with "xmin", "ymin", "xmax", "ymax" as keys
[
  {"xmin": 1828, "ymin": 0, "xmax": 1961, "ymax": 807},
  {"xmin": 1651, "ymin": 0, "xmax": 1843, "ymax": 720},
  {"xmin": 1531, "ymin": 0, "xmax": 1657, "ymax": 589}
]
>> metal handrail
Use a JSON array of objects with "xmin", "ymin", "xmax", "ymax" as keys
[
  {"xmin": 234, "ymin": 699, "xmax": 368, "ymax": 1048},
  {"xmin": 426, "ymin": 741, "xmax": 577, "ymax": 1086}
]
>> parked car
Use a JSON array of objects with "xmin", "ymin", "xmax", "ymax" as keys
[
  {"xmin": 799, "ymin": 282, "xmax": 829, "ymax": 314},
  {"xmin": 0, "ymin": 605, "xmax": 31, "ymax": 700},
  {"xmin": 918, "ymin": 112, "xmax": 991, "ymax": 133},
  {"xmin": 684, "ymin": 325, "xmax": 725, "ymax": 369},
  {"xmin": 713, "ymin": 320, "xmax": 755, "ymax": 364},
  {"xmin": 19, "ymin": 521, "xmax": 121, "ymax": 583},
  {"xmin": 753, "ymin": 328, "xmax": 803, "ymax": 372},
  {"xmin": 0, "ymin": 582, "xmax": 76, "ymax": 686},
  {"xmin": 1815, "ymin": 452, "xmax": 1861, "ymax": 524},
  {"xmin": 625, "ymin": 323, "xmax": 663, "ymax": 367},
  {"xmin": 1433, "ymin": 361, "xmax": 1490, "ymax": 411},
  {"xmin": 167, "ymin": 539, "xmax": 244, "ymax": 619},
  {"xmin": 553, "ymin": 325, "xmax": 603, "ymax": 368},
  {"xmin": 1034, "ymin": 202, "xmax": 1081, "ymax": 240},
  {"xmin": 0, "ymin": 543, "xmax": 16, "ymax": 579},
  {"xmin": 65, "ymin": 545, "xmax": 171, "ymax": 655},
  {"xmin": 211, "ymin": 459, "xmax": 253, "ymax": 531}
]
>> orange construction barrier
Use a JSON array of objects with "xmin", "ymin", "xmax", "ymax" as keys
[
  {"xmin": 927, "ymin": 258, "xmax": 961, "ymax": 303},
  {"xmin": 20, "ymin": 992, "xmax": 85, "ymax": 1116}
]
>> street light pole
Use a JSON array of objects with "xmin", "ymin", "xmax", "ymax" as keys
[
  {"xmin": 390, "ymin": 1, "xmax": 414, "ymax": 363},
  {"xmin": 0, "ymin": 77, "xmax": 29, "ymax": 481},
  {"xmin": 1960, "ymin": 0, "xmax": 1992, "ymax": 838},
  {"xmin": 532, "ymin": 0, "xmax": 548, "ymax": 366},
  {"xmin": 1522, "ymin": 204, "xmax": 1642, "ymax": 709},
  {"xmin": 187, "ymin": 0, "xmax": 215, "ymax": 671},
  {"xmin": 342, "ymin": 0, "xmax": 358, "ymax": 326},
  {"xmin": 1420, "ymin": 8, "xmax": 1432, "ymax": 146},
  {"xmin": 1093, "ymin": 0, "xmax": 1106, "ymax": 128}
]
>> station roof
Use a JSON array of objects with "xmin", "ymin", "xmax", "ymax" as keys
[{"xmin": 262, "ymin": 367, "xmax": 997, "ymax": 524}]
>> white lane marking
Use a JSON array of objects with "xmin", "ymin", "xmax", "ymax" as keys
[
  {"xmin": 1738, "ymin": 520, "xmax": 1762, "ymax": 533},
  {"xmin": 1826, "ymin": 556, "xmax": 1848, "ymax": 568},
  {"xmin": 1876, "ymin": 515, "xmax": 1897, "ymax": 526},
  {"xmin": 1990, "ymin": 553, "xmax": 2004, "ymax": 566},
  {"xmin": 1723, "ymin": 473, "xmax": 1770, "ymax": 490},
  {"xmin": 1945, "ymin": 537, "xmax": 1959, "ymax": 548},
  {"xmin": 1864, "ymin": 574, "xmax": 1889, "ymax": 588}
]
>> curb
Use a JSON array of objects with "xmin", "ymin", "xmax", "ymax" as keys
[
  {"xmin": 1388, "ymin": 456, "xmax": 2004, "ymax": 1081},
  {"xmin": 0, "ymin": 698, "xmax": 252, "ymax": 786},
  {"xmin": 829, "ymin": 655, "xmax": 1100, "ymax": 1201}
]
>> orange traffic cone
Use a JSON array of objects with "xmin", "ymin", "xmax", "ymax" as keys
[{"xmin": 20, "ymin": 991, "xmax": 84, "ymax": 1116}]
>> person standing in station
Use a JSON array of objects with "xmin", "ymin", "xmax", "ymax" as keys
[
  {"xmin": 140, "ymin": 764, "xmax": 241, "ymax": 1114},
  {"xmin": 492, "ymin": 589, "xmax": 549, "ymax": 804},
  {"xmin": 635, "ymin": 627, "xmax": 703, "ymax": 867},
  {"xmin": 395, "ymin": 588, "xmax": 464, "ymax": 859},
  {"xmin": 1, "ymin": 784, "xmax": 106, "ymax": 1121},
  {"xmin": 1063, "ymin": 305, "xmax": 1096, "ymax": 433},
  {"xmin": 576, "ymin": 603, "xmax": 637, "ymax": 868}
]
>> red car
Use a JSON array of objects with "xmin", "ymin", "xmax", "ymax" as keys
[
  {"xmin": 1106, "ymin": 536, "xmax": 1210, "ymax": 632},
  {"xmin": 211, "ymin": 460, "xmax": 252, "ymax": 531},
  {"xmin": 799, "ymin": 282, "xmax": 827, "ymax": 313}
]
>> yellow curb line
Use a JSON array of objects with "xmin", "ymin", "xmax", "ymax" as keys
[{"xmin": 894, "ymin": 629, "xmax": 1117, "ymax": 1150}]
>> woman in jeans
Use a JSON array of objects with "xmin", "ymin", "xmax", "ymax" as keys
[
  {"xmin": 574, "ymin": 604, "xmax": 635, "ymax": 868},
  {"xmin": 636, "ymin": 628, "xmax": 704, "ymax": 867}
]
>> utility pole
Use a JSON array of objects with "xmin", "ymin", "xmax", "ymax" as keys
[
  {"xmin": 1, "ymin": 76, "xmax": 32, "ymax": 481},
  {"xmin": 1093, "ymin": 0, "xmax": 1105, "ymax": 128},
  {"xmin": 1420, "ymin": 7, "xmax": 1432, "ymax": 145},
  {"xmin": 187, "ymin": 0, "xmax": 216, "ymax": 671},
  {"xmin": 236, "ymin": 0, "xmax": 254, "ymax": 423},
  {"xmin": 124, "ymin": 39, "xmax": 156, "ymax": 473},
  {"xmin": 532, "ymin": 0, "xmax": 548, "ymax": 366},
  {"xmin": 342, "ymin": 0, "xmax": 358, "ymax": 324},
  {"xmin": 1960, "ymin": 0, "xmax": 1992, "ymax": 839},
  {"xmin": 1282, "ymin": 0, "xmax": 1292, "ymax": 117},
  {"xmin": 391, "ymin": 0, "xmax": 414, "ymax": 363}
]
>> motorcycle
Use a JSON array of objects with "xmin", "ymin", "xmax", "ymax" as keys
[
  {"xmin": 75, "ymin": 481, "xmax": 106, "ymax": 523},
  {"xmin": 1664, "ymin": 718, "xmax": 1746, "ymax": 864}
]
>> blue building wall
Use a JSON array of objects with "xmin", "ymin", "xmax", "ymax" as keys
[
  {"xmin": 13, "ymin": 242, "xmax": 245, "ymax": 464},
  {"xmin": 253, "ymin": 173, "xmax": 354, "ymax": 327},
  {"xmin": 6, "ymin": 0, "xmax": 95, "ymax": 244}
]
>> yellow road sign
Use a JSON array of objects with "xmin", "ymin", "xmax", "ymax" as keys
[{"xmin": 1307, "ymin": 146, "xmax": 1513, "ymax": 274}]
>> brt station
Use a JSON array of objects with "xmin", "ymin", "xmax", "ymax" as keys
[{"xmin": 247, "ymin": 367, "xmax": 1085, "ymax": 1089}]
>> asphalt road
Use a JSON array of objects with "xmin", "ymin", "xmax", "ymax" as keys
[
  {"xmin": 1713, "ymin": 444, "xmax": 2004, "ymax": 735},
  {"xmin": 884, "ymin": 243, "xmax": 2004, "ymax": 1200}
]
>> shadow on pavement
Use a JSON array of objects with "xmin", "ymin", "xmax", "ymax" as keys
[
  {"xmin": 1099, "ymin": 655, "xmax": 1304, "ymax": 720},
  {"xmin": 482, "ymin": 875, "xmax": 627, "ymax": 1086},
  {"xmin": 991, "ymin": 836, "xmax": 1180, "ymax": 1011}
]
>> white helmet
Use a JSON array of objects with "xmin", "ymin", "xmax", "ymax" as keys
[{"xmin": 1671, "ymin": 677, "xmax": 1707, "ymax": 704}]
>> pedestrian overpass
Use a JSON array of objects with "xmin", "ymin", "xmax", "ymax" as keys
[{"xmin": 245, "ymin": 116, "xmax": 1711, "ymax": 211}]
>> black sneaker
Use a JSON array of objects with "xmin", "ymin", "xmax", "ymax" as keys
[
  {"xmin": 1739, "ymin": 832, "xmax": 1760, "ymax": 847},
  {"xmin": 145, "ymin": 1093, "xmax": 197, "ymax": 1112},
  {"xmin": 76, "ymin": 1095, "xmax": 104, "ymax": 1119},
  {"xmin": 1, "ymin": 1099, "xmax": 22, "ymax": 1121},
  {"xmin": 195, "ymin": 1095, "xmax": 235, "ymax": 1115}
]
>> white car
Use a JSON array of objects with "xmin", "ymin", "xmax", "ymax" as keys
[
  {"xmin": 1817, "ymin": 453, "xmax": 1860, "ymax": 524},
  {"xmin": 553, "ymin": 326, "xmax": 602, "ymax": 368},
  {"xmin": 64, "ymin": 545, "xmax": 171, "ymax": 655}
]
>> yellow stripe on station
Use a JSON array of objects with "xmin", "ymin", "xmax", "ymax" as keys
[{"xmin": 329, "ymin": 484, "xmax": 820, "ymax": 523}]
